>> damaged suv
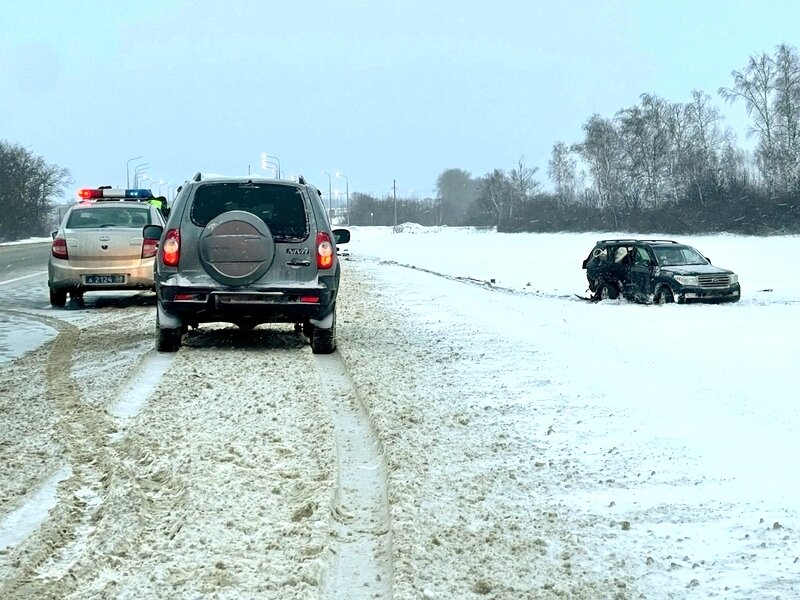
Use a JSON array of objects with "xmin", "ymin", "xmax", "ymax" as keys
[
  {"xmin": 145, "ymin": 173, "xmax": 350, "ymax": 353},
  {"xmin": 582, "ymin": 239, "xmax": 741, "ymax": 304}
]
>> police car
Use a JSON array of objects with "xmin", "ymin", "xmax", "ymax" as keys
[{"xmin": 47, "ymin": 187, "xmax": 166, "ymax": 307}]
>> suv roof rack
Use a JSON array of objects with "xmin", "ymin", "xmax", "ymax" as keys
[
  {"xmin": 597, "ymin": 238, "xmax": 678, "ymax": 244},
  {"xmin": 298, "ymin": 175, "xmax": 307, "ymax": 185}
]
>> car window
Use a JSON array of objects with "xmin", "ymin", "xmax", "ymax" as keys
[
  {"xmin": 633, "ymin": 247, "xmax": 650, "ymax": 265},
  {"xmin": 191, "ymin": 183, "xmax": 309, "ymax": 239},
  {"xmin": 655, "ymin": 246, "xmax": 707, "ymax": 266},
  {"xmin": 67, "ymin": 207, "xmax": 151, "ymax": 228}
]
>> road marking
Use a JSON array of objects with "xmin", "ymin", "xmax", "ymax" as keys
[{"xmin": 0, "ymin": 271, "xmax": 47, "ymax": 286}]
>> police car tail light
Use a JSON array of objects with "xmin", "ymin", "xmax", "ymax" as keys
[
  {"xmin": 316, "ymin": 232, "xmax": 334, "ymax": 269},
  {"xmin": 161, "ymin": 228, "xmax": 180, "ymax": 267},
  {"xmin": 51, "ymin": 237, "xmax": 68, "ymax": 259},
  {"xmin": 141, "ymin": 236, "xmax": 159, "ymax": 259}
]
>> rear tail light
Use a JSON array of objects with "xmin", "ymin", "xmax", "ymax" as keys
[
  {"xmin": 51, "ymin": 237, "xmax": 68, "ymax": 259},
  {"xmin": 299, "ymin": 295, "xmax": 319, "ymax": 304},
  {"xmin": 142, "ymin": 237, "xmax": 159, "ymax": 259},
  {"xmin": 316, "ymin": 232, "xmax": 334, "ymax": 269},
  {"xmin": 161, "ymin": 228, "xmax": 180, "ymax": 267}
]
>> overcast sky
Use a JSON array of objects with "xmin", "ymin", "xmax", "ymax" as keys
[{"xmin": 2, "ymin": 0, "xmax": 799, "ymax": 202}]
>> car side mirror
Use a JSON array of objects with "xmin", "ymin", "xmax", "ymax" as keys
[
  {"xmin": 143, "ymin": 224, "xmax": 164, "ymax": 239},
  {"xmin": 333, "ymin": 228, "xmax": 350, "ymax": 245}
]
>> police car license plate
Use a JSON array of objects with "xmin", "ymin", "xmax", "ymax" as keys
[{"xmin": 84, "ymin": 275, "xmax": 125, "ymax": 284}]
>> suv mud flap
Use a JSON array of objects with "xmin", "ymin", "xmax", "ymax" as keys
[
  {"xmin": 157, "ymin": 304, "xmax": 183, "ymax": 329},
  {"xmin": 309, "ymin": 310, "xmax": 334, "ymax": 329}
]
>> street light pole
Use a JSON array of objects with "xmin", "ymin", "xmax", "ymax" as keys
[
  {"xmin": 158, "ymin": 181, "xmax": 170, "ymax": 196},
  {"xmin": 393, "ymin": 179, "xmax": 397, "ymax": 229},
  {"xmin": 321, "ymin": 171, "xmax": 332, "ymax": 219},
  {"xmin": 126, "ymin": 155, "xmax": 143, "ymax": 188},
  {"xmin": 265, "ymin": 155, "xmax": 281, "ymax": 178},
  {"xmin": 336, "ymin": 172, "xmax": 349, "ymax": 225},
  {"xmin": 133, "ymin": 163, "xmax": 149, "ymax": 188}
]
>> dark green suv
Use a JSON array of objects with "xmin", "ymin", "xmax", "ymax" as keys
[{"xmin": 582, "ymin": 239, "xmax": 741, "ymax": 304}]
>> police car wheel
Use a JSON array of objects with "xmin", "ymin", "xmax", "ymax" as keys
[{"xmin": 49, "ymin": 289, "xmax": 67, "ymax": 307}]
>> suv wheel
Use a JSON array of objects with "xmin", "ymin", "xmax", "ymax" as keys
[
  {"xmin": 654, "ymin": 285, "xmax": 674, "ymax": 305},
  {"xmin": 156, "ymin": 313, "xmax": 182, "ymax": 352},
  {"xmin": 310, "ymin": 308, "xmax": 336, "ymax": 354},
  {"xmin": 49, "ymin": 288, "xmax": 67, "ymax": 307},
  {"xmin": 597, "ymin": 281, "xmax": 618, "ymax": 301}
]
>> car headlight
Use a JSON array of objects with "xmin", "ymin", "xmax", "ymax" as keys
[
  {"xmin": 729, "ymin": 274, "xmax": 738, "ymax": 284},
  {"xmin": 674, "ymin": 275, "xmax": 699, "ymax": 286}
]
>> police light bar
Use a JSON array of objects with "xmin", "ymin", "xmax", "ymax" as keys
[{"xmin": 77, "ymin": 188, "xmax": 154, "ymax": 200}]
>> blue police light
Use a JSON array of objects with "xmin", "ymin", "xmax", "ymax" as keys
[{"xmin": 125, "ymin": 189, "xmax": 154, "ymax": 198}]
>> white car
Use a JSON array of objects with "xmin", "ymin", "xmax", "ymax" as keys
[{"xmin": 47, "ymin": 188, "xmax": 166, "ymax": 306}]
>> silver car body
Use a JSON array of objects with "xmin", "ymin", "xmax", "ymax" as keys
[{"xmin": 48, "ymin": 201, "xmax": 165, "ymax": 301}]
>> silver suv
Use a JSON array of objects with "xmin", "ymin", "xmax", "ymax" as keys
[{"xmin": 145, "ymin": 173, "xmax": 350, "ymax": 353}]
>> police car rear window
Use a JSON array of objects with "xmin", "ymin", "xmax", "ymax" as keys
[
  {"xmin": 191, "ymin": 183, "xmax": 308, "ymax": 239},
  {"xmin": 67, "ymin": 207, "xmax": 151, "ymax": 229}
]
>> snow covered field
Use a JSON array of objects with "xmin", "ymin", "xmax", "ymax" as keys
[{"xmin": 1, "ymin": 227, "xmax": 799, "ymax": 599}]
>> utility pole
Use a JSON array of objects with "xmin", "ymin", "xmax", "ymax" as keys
[{"xmin": 393, "ymin": 179, "xmax": 397, "ymax": 230}]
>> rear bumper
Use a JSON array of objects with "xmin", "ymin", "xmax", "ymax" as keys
[
  {"xmin": 156, "ymin": 283, "xmax": 336, "ymax": 325},
  {"xmin": 48, "ymin": 258, "xmax": 155, "ymax": 291}
]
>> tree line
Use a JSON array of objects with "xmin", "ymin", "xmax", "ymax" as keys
[
  {"xmin": 0, "ymin": 140, "xmax": 71, "ymax": 242},
  {"xmin": 350, "ymin": 43, "xmax": 800, "ymax": 235},
  {"xmin": 3, "ymin": 44, "xmax": 799, "ymax": 240}
]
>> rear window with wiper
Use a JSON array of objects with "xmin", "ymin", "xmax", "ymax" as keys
[
  {"xmin": 67, "ymin": 206, "xmax": 151, "ymax": 228},
  {"xmin": 191, "ymin": 182, "xmax": 309, "ymax": 240}
]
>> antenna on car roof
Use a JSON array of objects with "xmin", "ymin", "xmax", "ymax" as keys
[
  {"xmin": 298, "ymin": 175, "xmax": 306, "ymax": 185},
  {"xmin": 193, "ymin": 172, "xmax": 202, "ymax": 182}
]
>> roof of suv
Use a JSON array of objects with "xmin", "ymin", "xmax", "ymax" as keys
[{"xmin": 595, "ymin": 239, "xmax": 679, "ymax": 246}]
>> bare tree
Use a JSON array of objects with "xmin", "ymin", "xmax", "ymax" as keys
[
  {"xmin": 719, "ymin": 52, "xmax": 778, "ymax": 192},
  {"xmin": 548, "ymin": 142, "xmax": 578, "ymax": 204}
]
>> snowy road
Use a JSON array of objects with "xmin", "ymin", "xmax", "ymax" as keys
[{"xmin": 1, "ymin": 229, "xmax": 799, "ymax": 599}]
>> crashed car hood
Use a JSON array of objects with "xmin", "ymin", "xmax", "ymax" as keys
[{"xmin": 662, "ymin": 264, "xmax": 733, "ymax": 276}]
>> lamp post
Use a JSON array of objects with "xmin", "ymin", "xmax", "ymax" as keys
[
  {"xmin": 126, "ymin": 155, "xmax": 143, "ymax": 188},
  {"xmin": 261, "ymin": 153, "xmax": 281, "ymax": 178},
  {"xmin": 133, "ymin": 163, "xmax": 149, "ymax": 188},
  {"xmin": 158, "ymin": 181, "xmax": 170, "ymax": 196},
  {"xmin": 336, "ymin": 171, "xmax": 349, "ymax": 225},
  {"xmin": 265, "ymin": 154, "xmax": 281, "ymax": 178},
  {"xmin": 321, "ymin": 171, "xmax": 332, "ymax": 219}
]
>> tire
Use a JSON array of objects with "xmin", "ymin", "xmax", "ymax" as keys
[
  {"xmin": 597, "ymin": 281, "xmax": 618, "ymax": 301},
  {"xmin": 156, "ymin": 312, "xmax": 182, "ymax": 352},
  {"xmin": 310, "ymin": 309, "xmax": 336, "ymax": 354},
  {"xmin": 654, "ymin": 285, "xmax": 674, "ymax": 305},
  {"xmin": 49, "ymin": 288, "xmax": 67, "ymax": 307}
]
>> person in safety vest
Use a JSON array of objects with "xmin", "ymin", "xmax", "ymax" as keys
[{"xmin": 148, "ymin": 195, "xmax": 168, "ymax": 217}]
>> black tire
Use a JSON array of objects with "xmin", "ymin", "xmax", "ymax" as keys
[
  {"xmin": 156, "ymin": 312, "xmax": 182, "ymax": 352},
  {"xmin": 654, "ymin": 285, "xmax": 675, "ymax": 305},
  {"xmin": 49, "ymin": 289, "xmax": 67, "ymax": 307},
  {"xmin": 597, "ymin": 281, "xmax": 618, "ymax": 301},
  {"xmin": 310, "ymin": 309, "xmax": 336, "ymax": 354}
]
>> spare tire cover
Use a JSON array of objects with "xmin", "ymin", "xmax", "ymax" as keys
[{"xmin": 199, "ymin": 210, "xmax": 275, "ymax": 286}]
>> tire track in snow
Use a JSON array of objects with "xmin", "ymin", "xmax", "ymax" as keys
[{"xmin": 315, "ymin": 352, "xmax": 393, "ymax": 599}]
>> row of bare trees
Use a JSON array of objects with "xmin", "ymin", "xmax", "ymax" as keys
[
  {"xmin": 349, "ymin": 43, "xmax": 800, "ymax": 234},
  {"xmin": 0, "ymin": 140, "xmax": 71, "ymax": 241}
]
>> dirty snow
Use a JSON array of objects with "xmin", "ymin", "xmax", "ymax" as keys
[{"xmin": 1, "ymin": 227, "xmax": 799, "ymax": 599}]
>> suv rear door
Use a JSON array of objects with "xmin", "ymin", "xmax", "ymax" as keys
[{"xmin": 186, "ymin": 181, "xmax": 317, "ymax": 287}]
